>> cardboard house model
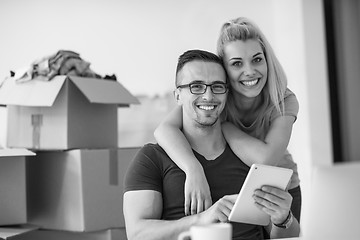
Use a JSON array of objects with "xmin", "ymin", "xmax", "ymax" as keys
[{"xmin": 0, "ymin": 76, "xmax": 139, "ymax": 150}]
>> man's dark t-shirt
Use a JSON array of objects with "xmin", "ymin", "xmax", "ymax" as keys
[{"xmin": 124, "ymin": 143, "xmax": 264, "ymax": 240}]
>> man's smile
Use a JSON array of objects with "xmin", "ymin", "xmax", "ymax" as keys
[{"xmin": 197, "ymin": 105, "xmax": 216, "ymax": 111}]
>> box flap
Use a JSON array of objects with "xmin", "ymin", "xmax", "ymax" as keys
[
  {"xmin": 68, "ymin": 76, "xmax": 140, "ymax": 106},
  {"xmin": 0, "ymin": 76, "xmax": 67, "ymax": 107},
  {"xmin": 0, "ymin": 148, "xmax": 36, "ymax": 157},
  {"xmin": 0, "ymin": 225, "xmax": 38, "ymax": 239}
]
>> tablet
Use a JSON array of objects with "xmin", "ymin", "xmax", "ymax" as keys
[{"xmin": 228, "ymin": 164, "xmax": 293, "ymax": 226}]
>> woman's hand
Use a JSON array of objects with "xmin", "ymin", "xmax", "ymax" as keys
[{"xmin": 184, "ymin": 168, "xmax": 212, "ymax": 215}]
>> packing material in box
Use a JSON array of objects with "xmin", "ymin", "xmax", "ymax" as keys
[
  {"xmin": 27, "ymin": 147, "xmax": 139, "ymax": 232},
  {"xmin": 9, "ymin": 228, "xmax": 126, "ymax": 240},
  {"xmin": 0, "ymin": 149, "xmax": 35, "ymax": 225},
  {"xmin": 0, "ymin": 76, "xmax": 139, "ymax": 150}
]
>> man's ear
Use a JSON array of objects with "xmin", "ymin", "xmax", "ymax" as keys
[{"xmin": 173, "ymin": 89, "xmax": 181, "ymax": 105}]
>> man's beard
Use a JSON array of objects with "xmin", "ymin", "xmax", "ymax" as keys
[{"xmin": 194, "ymin": 115, "xmax": 218, "ymax": 128}]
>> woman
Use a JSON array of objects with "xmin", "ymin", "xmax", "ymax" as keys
[{"xmin": 154, "ymin": 17, "xmax": 301, "ymax": 223}]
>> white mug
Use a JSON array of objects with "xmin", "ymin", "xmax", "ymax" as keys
[{"xmin": 177, "ymin": 223, "xmax": 232, "ymax": 240}]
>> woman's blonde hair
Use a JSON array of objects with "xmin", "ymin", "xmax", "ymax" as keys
[{"xmin": 217, "ymin": 17, "xmax": 287, "ymax": 122}]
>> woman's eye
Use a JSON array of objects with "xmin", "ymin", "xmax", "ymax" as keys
[
  {"xmin": 232, "ymin": 61, "xmax": 242, "ymax": 67},
  {"xmin": 253, "ymin": 57, "xmax": 263, "ymax": 63}
]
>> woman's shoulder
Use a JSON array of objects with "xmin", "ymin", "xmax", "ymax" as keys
[
  {"xmin": 285, "ymin": 88, "xmax": 296, "ymax": 98},
  {"xmin": 282, "ymin": 88, "xmax": 299, "ymax": 117},
  {"xmin": 284, "ymin": 88, "xmax": 299, "ymax": 105}
]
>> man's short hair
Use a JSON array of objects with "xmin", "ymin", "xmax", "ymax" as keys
[{"xmin": 175, "ymin": 49, "xmax": 224, "ymax": 87}]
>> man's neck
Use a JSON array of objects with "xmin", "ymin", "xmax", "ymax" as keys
[{"xmin": 183, "ymin": 121, "xmax": 226, "ymax": 160}]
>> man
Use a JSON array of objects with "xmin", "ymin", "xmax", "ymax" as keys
[{"xmin": 123, "ymin": 50, "xmax": 300, "ymax": 240}]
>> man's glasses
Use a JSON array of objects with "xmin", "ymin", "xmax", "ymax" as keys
[{"xmin": 177, "ymin": 82, "xmax": 228, "ymax": 95}]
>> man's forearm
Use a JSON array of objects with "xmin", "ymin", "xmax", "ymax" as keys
[{"xmin": 127, "ymin": 215, "xmax": 201, "ymax": 240}]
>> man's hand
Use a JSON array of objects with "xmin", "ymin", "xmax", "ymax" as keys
[
  {"xmin": 253, "ymin": 185, "xmax": 292, "ymax": 224},
  {"xmin": 184, "ymin": 169, "xmax": 212, "ymax": 215},
  {"xmin": 197, "ymin": 194, "xmax": 237, "ymax": 224}
]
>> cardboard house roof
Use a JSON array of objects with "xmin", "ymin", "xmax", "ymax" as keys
[{"xmin": 0, "ymin": 76, "xmax": 140, "ymax": 107}]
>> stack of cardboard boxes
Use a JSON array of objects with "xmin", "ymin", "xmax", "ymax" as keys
[{"xmin": 0, "ymin": 76, "xmax": 140, "ymax": 240}]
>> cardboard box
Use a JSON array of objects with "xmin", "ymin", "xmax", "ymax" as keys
[
  {"xmin": 27, "ymin": 147, "xmax": 139, "ymax": 232},
  {"xmin": 0, "ymin": 76, "xmax": 139, "ymax": 150},
  {"xmin": 0, "ymin": 225, "xmax": 38, "ymax": 240},
  {"xmin": 0, "ymin": 149, "xmax": 35, "ymax": 226},
  {"xmin": 12, "ymin": 228, "xmax": 126, "ymax": 240}
]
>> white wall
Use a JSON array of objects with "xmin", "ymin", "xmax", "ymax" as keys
[{"xmin": 0, "ymin": 0, "xmax": 278, "ymax": 97}]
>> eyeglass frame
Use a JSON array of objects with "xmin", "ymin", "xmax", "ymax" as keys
[{"xmin": 176, "ymin": 81, "xmax": 228, "ymax": 95}]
